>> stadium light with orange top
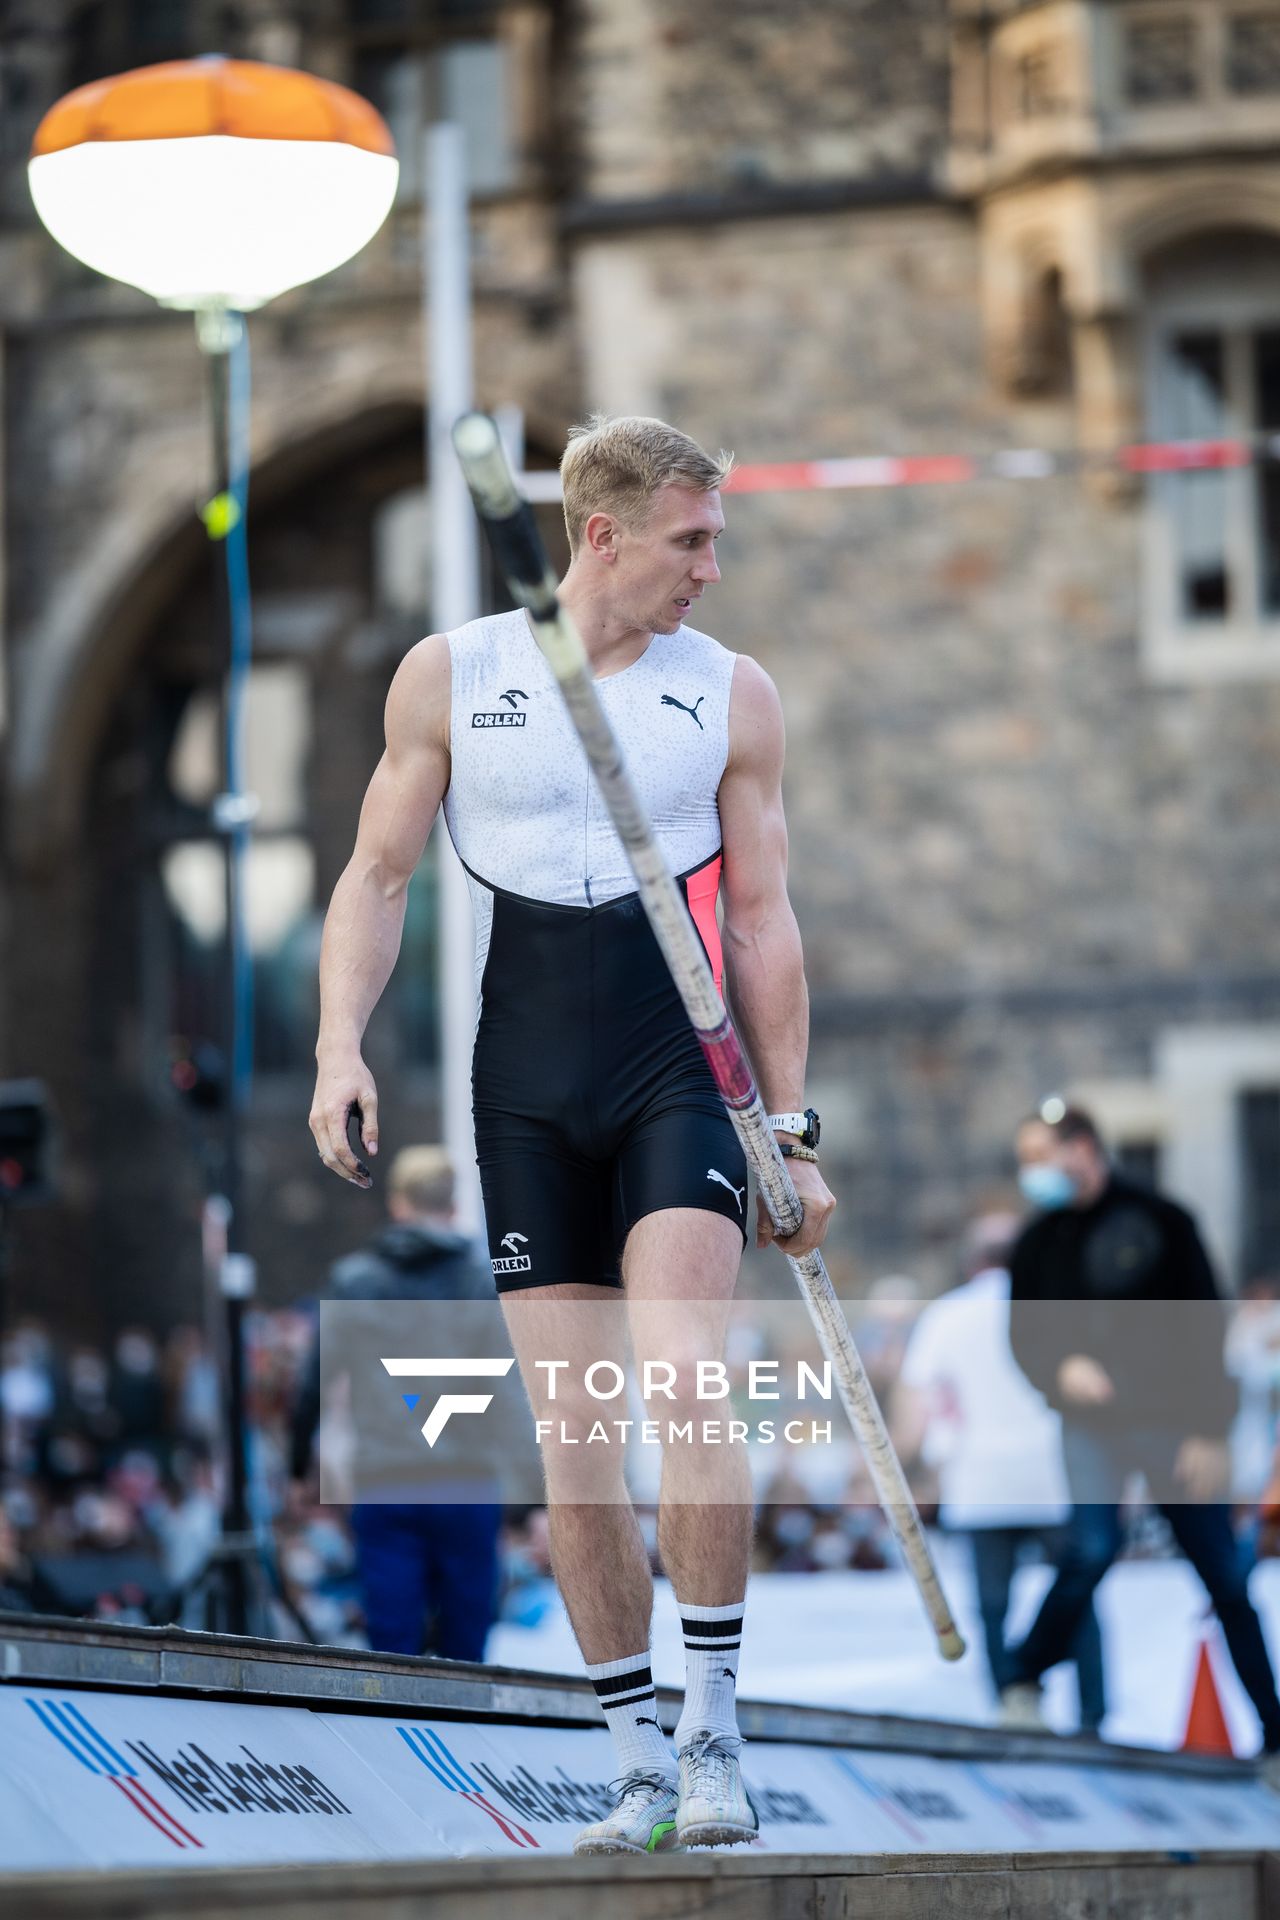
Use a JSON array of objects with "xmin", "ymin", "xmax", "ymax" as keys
[
  {"xmin": 28, "ymin": 54, "xmax": 398, "ymax": 312},
  {"xmin": 25, "ymin": 55, "xmax": 397, "ymax": 1640}
]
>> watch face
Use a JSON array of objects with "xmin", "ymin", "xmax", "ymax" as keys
[{"xmin": 805, "ymin": 1107, "xmax": 821, "ymax": 1147}]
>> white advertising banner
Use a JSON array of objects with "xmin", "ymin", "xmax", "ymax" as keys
[
  {"xmin": 319, "ymin": 1716, "xmax": 858, "ymax": 1856},
  {"xmin": 2, "ymin": 1684, "xmax": 1279, "ymax": 1870},
  {"xmin": 0, "ymin": 1688, "xmax": 439, "ymax": 1868}
]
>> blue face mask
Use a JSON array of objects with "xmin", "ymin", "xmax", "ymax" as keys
[{"xmin": 1018, "ymin": 1163, "xmax": 1077, "ymax": 1210}]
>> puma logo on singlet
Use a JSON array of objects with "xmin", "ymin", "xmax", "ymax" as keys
[
  {"xmin": 706, "ymin": 1168, "xmax": 745, "ymax": 1213},
  {"xmin": 661, "ymin": 692, "xmax": 705, "ymax": 729}
]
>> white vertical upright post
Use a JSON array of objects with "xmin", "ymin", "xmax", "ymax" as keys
[
  {"xmin": 425, "ymin": 122, "xmax": 481, "ymax": 1234},
  {"xmin": 493, "ymin": 403, "xmax": 525, "ymax": 480}
]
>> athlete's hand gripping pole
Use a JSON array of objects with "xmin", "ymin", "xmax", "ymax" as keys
[{"xmin": 451, "ymin": 412, "xmax": 965, "ymax": 1663}]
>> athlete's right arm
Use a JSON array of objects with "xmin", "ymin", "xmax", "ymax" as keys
[{"xmin": 310, "ymin": 632, "xmax": 452, "ymax": 1186}]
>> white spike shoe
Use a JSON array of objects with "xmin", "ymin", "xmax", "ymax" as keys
[
  {"xmin": 573, "ymin": 1768, "xmax": 680, "ymax": 1855},
  {"xmin": 676, "ymin": 1730, "xmax": 759, "ymax": 1848}
]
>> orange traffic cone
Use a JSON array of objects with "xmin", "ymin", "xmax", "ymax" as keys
[{"xmin": 1181, "ymin": 1635, "xmax": 1234, "ymax": 1756}]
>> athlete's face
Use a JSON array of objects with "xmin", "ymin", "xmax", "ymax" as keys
[{"xmin": 614, "ymin": 484, "xmax": 724, "ymax": 634}]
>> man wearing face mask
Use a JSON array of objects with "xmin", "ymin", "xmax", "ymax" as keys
[{"xmin": 1002, "ymin": 1101, "xmax": 1280, "ymax": 1779}]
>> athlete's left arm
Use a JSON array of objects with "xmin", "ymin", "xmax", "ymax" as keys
[{"xmin": 719, "ymin": 655, "xmax": 836, "ymax": 1258}]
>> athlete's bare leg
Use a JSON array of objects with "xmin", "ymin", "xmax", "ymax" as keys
[
  {"xmin": 504, "ymin": 1216, "xmax": 754, "ymax": 1846},
  {"xmin": 626, "ymin": 1207, "xmax": 755, "ymax": 1814},
  {"xmin": 499, "ymin": 1208, "xmax": 750, "ymax": 1661},
  {"xmin": 623, "ymin": 1208, "xmax": 754, "ymax": 1605},
  {"xmin": 500, "ymin": 1281, "xmax": 653, "ymax": 1664}
]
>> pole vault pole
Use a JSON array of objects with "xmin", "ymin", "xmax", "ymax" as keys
[
  {"xmin": 425, "ymin": 122, "xmax": 481, "ymax": 1234},
  {"xmin": 451, "ymin": 410, "xmax": 965, "ymax": 1663}
]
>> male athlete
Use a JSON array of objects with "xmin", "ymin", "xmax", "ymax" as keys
[{"xmin": 311, "ymin": 414, "xmax": 836, "ymax": 1852}]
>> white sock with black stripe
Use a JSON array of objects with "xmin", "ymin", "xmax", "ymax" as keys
[
  {"xmin": 674, "ymin": 1599, "xmax": 744, "ymax": 1751},
  {"xmin": 586, "ymin": 1651, "xmax": 676, "ymax": 1779}
]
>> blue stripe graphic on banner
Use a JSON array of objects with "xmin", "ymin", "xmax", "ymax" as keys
[
  {"xmin": 966, "ymin": 1764, "xmax": 1010, "ymax": 1809},
  {"xmin": 397, "ymin": 1726, "xmax": 457, "ymax": 1792},
  {"xmin": 58, "ymin": 1700, "xmax": 136, "ymax": 1776},
  {"xmin": 48, "ymin": 1702, "xmax": 120, "ymax": 1775},
  {"xmin": 419, "ymin": 1726, "xmax": 479, "ymax": 1794},
  {"xmin": 965, "ymin": 1762, "xmax": 1038, "ymax": 1835},
  {"xmin": 832, "ymin": 1751, "xmax": 897, "ymax": 1813},
  {"xmin": 26, "ymin": 1699, "xmax": 102, "ymax": 1774}
]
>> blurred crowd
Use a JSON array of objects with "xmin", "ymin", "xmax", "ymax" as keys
[
  {"xmin": 0, "ymin": 1301, "xmax": 903, "ymax": 1637},
  {"xmin": 0, "ymin": 1311, "xmax": 322, "ymax": 1627},
  {"xmin": 3, "ymin": 1110, "xmax": 1279, "ymax": 1706},
  {"xmin": 1, "ymin": 1318, "xmax": 224, "ymax": 1618},
  {"xmin": 3, "ymin": 1269, "xmax": 1278, "ymax": 1634}
]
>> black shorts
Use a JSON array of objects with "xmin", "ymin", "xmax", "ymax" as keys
[{"xmin": 471, "ymin": 867, "xmax": 749, "ymax": 1293}]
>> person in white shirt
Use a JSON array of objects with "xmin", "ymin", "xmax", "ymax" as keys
[{"xmin": 894, "ymin": 1213, "xmax": 1106, "ymax": 1732}]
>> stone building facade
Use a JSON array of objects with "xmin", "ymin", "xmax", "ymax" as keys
[{"xmin": 1, "ymin": 0, "xmax": 1279, "ymax": 1330}]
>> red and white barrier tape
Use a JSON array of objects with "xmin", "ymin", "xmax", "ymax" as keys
[{"xmin": 518, "ymin": 433, "xmax": 1278, "ymax": 504}]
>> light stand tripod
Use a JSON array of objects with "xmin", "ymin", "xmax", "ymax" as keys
[{"xmin": 155, "ymin": 310, "xmax": 311, "ymax": 1643}]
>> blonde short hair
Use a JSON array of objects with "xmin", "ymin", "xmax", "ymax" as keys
[
  {"xmin": 560, "ymin": 413, "xmax": 734, "ymax": 553},
  {"xmin": 389, "ymin": 1145, "xmax": 454, "ymax": 1214}
]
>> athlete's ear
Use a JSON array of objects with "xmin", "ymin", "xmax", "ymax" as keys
[{"xmin": 583, "ymin": 510, "xmax": 620, "ymax": 563}]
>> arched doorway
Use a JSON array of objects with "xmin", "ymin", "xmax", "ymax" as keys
[{"xmin": 6, "ymin": 401, "xmax": 566, "ymax": 1330}]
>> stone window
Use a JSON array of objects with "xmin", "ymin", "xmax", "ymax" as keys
[
  {"xmin": 1015, "ymin": 46, "xmax": 1061, "ymax": 119},
  {"xmin": 1157, "ymin": 1027, "xmax": 1280, "ymax": 1283},
  {"xmin": 161, "ymin": 664, "xmax": 439, "ymax": 1078},
  {"xmin": 1151, "ymin": 322, "xmax": 1280, "ymax": 623},
  {"xmin": 349, "ymin": 0, "xmax": 498, "ymax": 18},
  {"xmin": 163, "ymin": 666, "xmax": 317, "ymax": 1077},
  {"xmin": 1115, "ymin": 1138, "xmax": 1162, "ymax": 1190},
  {"xmin": 1020, "ymin": 265, "xmax": 1074, "ymax": 397},
  {"xmin": 347, "ymin": 0, "xmax": 516, "ymax": 201},
  {"xmin": 1141, "ymin": 231, "xmax": 1280, "ymax": 680},
  {"xmin": 1226, "ymin": 12, "xmax": 1280, "ymax": 93},
  {"xmin": 355, "ymin": 38, "xmax": 515, "ymax": 198},
  {"xmin": 1124, "ymin": 17, "xmax": 1200, "ymax": 104},
  {"xmin": 68, "ymin": 0, "xmax": 191, "ymax": 88}
]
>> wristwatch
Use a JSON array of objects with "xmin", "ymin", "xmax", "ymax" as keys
[{"xmin": 767, "ymin": 1108, "xmax": 821, "ymax": 1150}]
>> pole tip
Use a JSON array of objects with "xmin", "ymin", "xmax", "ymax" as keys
[
  {"xmin": 938, "ymin": 1627, "xmax": 967, "ymax": 1663},
  {"xmin": 452, "ymin": 410, "xmax": 500, "ymax": 463},
  {"xmin": 451, "ymin": 410, "xmax": 522, "ymax": 518}
]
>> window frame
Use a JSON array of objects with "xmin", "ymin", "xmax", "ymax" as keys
[
  {"xmin": 1158, "ymin": 1024, "xmax": 1280, "ymax": 1287},
  {"xmin": 151, "ymin": 662, "xmax": 442, "ymax": 1093},
  {"xmin": 1122, "ymin": 11, "xmax": 1202, "ymax": 108},
  {"xmin": 1141, "ymin": 266, "xmax": 1280, "ymax": 682},
  {"xmin": 348, "ymin": 23, "xmax": 519, "ymax": 205}
]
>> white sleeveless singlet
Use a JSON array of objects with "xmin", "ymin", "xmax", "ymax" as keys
[{"xmin": 442, "ymin": 609, "xmax": 736, "ymax": 989}]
